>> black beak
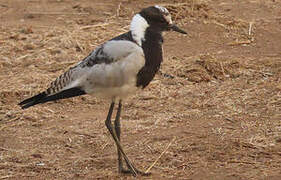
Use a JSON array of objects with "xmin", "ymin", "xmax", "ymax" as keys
[{"xmin": 169, "ymin": 24, "xmax": 187, "ymax": 34}]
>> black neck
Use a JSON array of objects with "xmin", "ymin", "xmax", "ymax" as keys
[{"xmin": 136, "ymin": 27, "xmax": 163, "ymax": 88}]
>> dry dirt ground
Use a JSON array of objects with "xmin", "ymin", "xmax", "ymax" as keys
[{"xmin": 0, "ymin": 0, "xmax": 281, "ymax": 179}]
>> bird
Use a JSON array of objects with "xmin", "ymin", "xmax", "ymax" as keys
[{"xmin": 18, "ymin": 5, "xmax": 187, "ymax": 176}]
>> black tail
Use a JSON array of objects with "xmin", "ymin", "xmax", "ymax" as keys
[{"xmin": 18, "ymin": 87, "xmax": 86, "ymax": 109}]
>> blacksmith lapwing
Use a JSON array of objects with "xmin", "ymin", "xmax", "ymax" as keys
[{"xmin": 19, "ymin": 5, "xmax": 187, "ymax": 176}]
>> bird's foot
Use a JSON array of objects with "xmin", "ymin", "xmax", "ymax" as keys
[{"xmin": 119, "ymin": 166, "xmax": 151, "ymax": 176}]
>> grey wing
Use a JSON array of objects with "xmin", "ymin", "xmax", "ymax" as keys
[
  {"xmin": 79, "ymin": 40, "xmax": 144, "ymax": 67},
  {"xmin": 18, "ymin": 39, "xmax": 144, "ymax": 109},
  {"xmin": 81, "ymin": 40, "xmax": 145, "ymax": 94},
  {"xmin": 45, "ymin": 45, "xmax": 105, "ymax": 95},
  {"xmin": 46, "ymin": 40, "xmax": 145, "ymax": 95}
]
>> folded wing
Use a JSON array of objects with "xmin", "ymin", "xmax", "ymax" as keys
[{"xmin": 19, "ymin": 38, "xmax": 144, "ymax": 109}]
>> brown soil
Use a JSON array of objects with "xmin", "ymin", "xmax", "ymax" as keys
[{"xmin": 1, "ymin": 0, "xmax": 281, "ymax": 179}]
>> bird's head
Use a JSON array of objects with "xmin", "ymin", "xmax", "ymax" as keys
[
  {"xmin": 139, "ymin": 5, "xmax": 187, "ymax": 34},
  {"xmin": 130, "ymin": 5, "xmax": 187, "ymax": 46}
]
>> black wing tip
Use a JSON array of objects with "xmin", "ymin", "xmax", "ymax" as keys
[
  {"xmin": 18, "ymin": 92, "xmax": 47, "ymax": 109},
  {"xmin": 20, "ymin": 102, "xmax": 36, "ymax": 109},
  {"xmin": 18, "ymin": 87, "xmax": 86, "ymax": 110}
]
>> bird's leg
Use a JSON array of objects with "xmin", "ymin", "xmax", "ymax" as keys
[
  {"xmin": 113, "ymin": 101, "xmax": 151, "ymax": 176},
  {"xmin": 114, "ymin": 100, "xmax": 127, "ymax": 173},
  {"xmin": 105, "ymin": 102, "xmax": 139, "ymax": 176}
]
